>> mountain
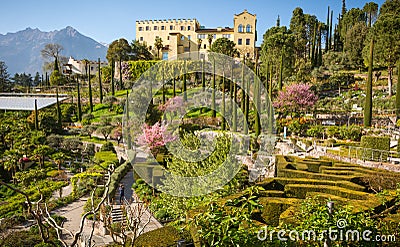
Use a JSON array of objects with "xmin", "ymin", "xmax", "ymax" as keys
[{"xmin": 0, "ymin": 26, "xmax": 108, "ymax": 75}]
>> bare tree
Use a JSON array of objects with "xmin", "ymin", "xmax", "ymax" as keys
[
  {"xmin": 0, "ymin": 165, "xmax": 114, "ymax": 247},
  {"xmin": 105, "ymin": 193, "xmax": 152, "ymax": 246},
  {"xmin": 41, "ymin": 43, "xmax": 64, "ymax": 61}
]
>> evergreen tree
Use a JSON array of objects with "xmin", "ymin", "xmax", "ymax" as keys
[
  {"xmin": 364, "ymin": 38, "xmax": 374, "ymax": 127},
  {"xmin": 98, "ymin": 58, "xmax": 103, "ymax": 103}
]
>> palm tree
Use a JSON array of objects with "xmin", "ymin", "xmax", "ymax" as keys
[
  {"xmin": 207, "ymin": 34, "xmax": 213, "ymax": 50},
  {"xmin": 154, "ymin": 37, "xmax": 163, "ymax": 59}
]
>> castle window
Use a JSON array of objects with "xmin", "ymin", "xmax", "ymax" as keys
[
  {"xmin": 181, "ymin": 26, "xmax": 185, "ymax": 31},
  {"xmin": 246, "ymin": 24, "xmax": 252, "ymax": 33},
  {"xmin": 140, "ymin": 37, "xmax": 143, "ymax": 41},
  {"xmin": 146, "ymin": 26, "xmax": 150, "ymax": 31},
  {"xmin": 170, "ymin": 25, "xmax": 174, "ymax": 30},
  {"xmin": 188, "ymin": 26, "xmax": 191, "ymax": 31},
  {"xmin": 161, "ymin": 26, "xmax": 165, "ymax": 30},
  {"xmin": 154, "ymin": 26, "xmax": 158, "ymax": 30},
  {"xmin": 139, "ymin": 27, "xmax": 143, "ymax": 31},
  {"xmin": 238, "ymin": 24, "xmax": 243, "ymax": 33},
  {"xmin": 204, "ymin": 44, "xmax": 206, "ymax": 49},
  {"xmin": 223, "ymin": 34, "xmax": 231, "ymax": 39},
  {"xmin": 181, "ymin": 35, "xmax": 185, "ymax": 41},
  {"xmin": 238, "ymin": 38, "xmax": 242, "ymax": 45},
  {"xmin": 246, "ymin": 38, "xmax": 250, "ymax": 45}
]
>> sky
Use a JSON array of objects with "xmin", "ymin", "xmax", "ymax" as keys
[{"xmin": 0, "ymin": 0, "xmax": 385, "ymax": 45}]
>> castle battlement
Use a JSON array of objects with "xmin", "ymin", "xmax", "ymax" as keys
[{"xmin": 136, "ymin": 19, "xmax": 198, "ymax": 25}]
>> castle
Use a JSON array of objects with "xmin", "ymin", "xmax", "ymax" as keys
[{"xmin": 135, "ymin": 10, "xmax": 257, "ymax": 60}]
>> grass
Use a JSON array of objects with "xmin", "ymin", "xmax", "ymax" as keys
[{"xmin": 80, "ymin": 136, "xmax": 109, "ymax": 145}]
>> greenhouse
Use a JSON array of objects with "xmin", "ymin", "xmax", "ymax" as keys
[{"xmin": 0, "ymin": 93, "xmax": 68, "ymax": 111}]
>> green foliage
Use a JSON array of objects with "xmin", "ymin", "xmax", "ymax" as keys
[
  {"xmin": 108, "ymin": 162, "xmax": 132, "ymax": 199},
  {"xmin": 99, "ymin": 141, "xmax": 116, "ymax": 153},
  {"xmin": 360, "ymin": 135, "xmax": 390, "ymax": 160},
  {"xmin": 259, "ymin": 197, "xmax": 300, "ymax": 226},
  {"xmin": 14, "ymin": 169, "xmax": 47, "ymax": 187},
  {"xmin": 70, "ymin": 172, "xmax": 102, "ymax": 194},
  {"xmin": 294, "ymin": 196, "xmax": 377, "ymax": 246},
  {"xmin": 190, "ymin": 187, "xmax": 263, "ymax": 247},
  {"xmin": 126, "ymin": 60, "xmax": 159, "ymax": 87},
  {"xmin": 134, "ymin": 226, "xmax": 183, "ymax": 247},
  {"xmin": 209, "ymin": 37, "xmax": 239, "ymax": 57},
  {"xmin": 81, "ymin": 113, "xmax": 94, "ymax": 126},
  {"xmin": 94, "ymin": 151, "xmax": 118, "ymax": 166},
  {"xmin": 0, "ymin": 230, "xmax": 43, "ymax": 247},
  {"xmin": 306, "ymin": 125, "xmax": 324, "ymax": 138}
]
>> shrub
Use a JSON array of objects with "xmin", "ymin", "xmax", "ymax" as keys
[
  {"xmin": 134, "ymin": 226, "xmax": 183, "ymax": 247},
  {"xmin": 81, "ymin": 113, "xmax": 94, "ymax": 125},
  {"xmin": 306, "ymin": 125, "xmax": 324, "ymax": 138},
  {"xmin": 94, "ymin": 151, "xmax": 118, "ymax": 166},
  {"xmin": 360, "ymin": 136, "xmax": 390, "ymax": 161},
  {"xmin": 100, "ymin": 142, "xmax": 116, "ymax": 153},
  {"xmin": 259, "ymin": 197, "xmax": 300, "ymax": 226},
  {"xmin": 108, "ymin": 162, "xmax": 132, "ymax": 199},
  {"xmin": 284, "ymin": 184, "xmax": 369, "ymax": 200}
]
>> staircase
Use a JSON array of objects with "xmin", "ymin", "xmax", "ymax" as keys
[
  {"xmin": 97, "ymin": 172, "xmax": 110, "ymax": 187},
  {"xmin": 111, "ymin": 206, "xmax": 126, "ymax": 226}
]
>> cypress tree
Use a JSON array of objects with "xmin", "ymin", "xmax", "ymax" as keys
[
  {"xmin": 311, "ymin": 22, "xmax": 317, "ymax": 66},
  {"xmin": 233, "ymin": 63, "xmax": 238, "ymax": 132},
  {"xmin": 56, "ymin": 87, "xmax": 62, "ymax": 129},
  {"xmin": 241, "ymin": 60, "xmax": 246, "ymax": 112},
  {"xmin": 364, "ymin": 38, "xmax": 374, "ymax": 127},
  {"xmin": 98, "ymin": 58, "xmax": 103, "ymax": 103},
  {"xmin": 325, "ymin": 6, "xmax": 330, "ymax": 51},
  {"xmin": 212, "ymin": 59, "xmax": 216, "ymax": 118},
  {"xmin": 202, "ymin": 58, "xmax": 205, "ymax": 92},
  {"xmin": 88, "ymin": 63, "xmax": 93, "ymax": 113},
  {"xmin": 269, "ymin": 64, "xmax": 273, "ymax": 100},
  {"xmin": 221, "ymin": 73, "xmax": 226, "ymax": 130},
  {"xmin": 77, "ymin": 78, "xmax": 82, "ymax": 122},
  {"xmin": 396, "ymin": 60, "xmax": 400, "ymax": 120},
  {"xmin": 111, "ymin": 58, "xmax": 115, "ymax": 96},
  {"xmin": 126, "ymin": 90, "xmax": 131, "ymax": 149},
  {"xmin": 119, "ymin": 57, "xmax": 123, "ymax": 90},
  {"xmin": 34, "ymin": 99, "xmax": 39, "ymax": 130},
  {"xmin": 244, "ymin": 76, "xmax": 250, "ymax": 135},
  {"xmin": 183, "ymin": 60, "xmax": 187, "ymax": 102},
  {"xmin": 254, "ymin": 77, "xmax": 261, "ymax": 137},
  {"xmin": 162, "ymin": 65, "xmax": 166, "ymax": 104},
  {"xmin": 317, "ymin": 24, "xmax": 323, "ymax": 66},
  {"xmin": 279, "ymin": 50, "xmax": 284, "ymax": 90},
  {"xmin": 329, "ymin": 10, "xmax": 333, "ymax": 50}
]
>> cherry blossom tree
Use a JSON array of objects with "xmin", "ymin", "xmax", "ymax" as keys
[
  {"xmin": 137, "ymin": 122, "xmax": 176, "ymax": 156},
  {"xmin": 273, "ymin": 83, "xmax": 318, "ymax": 116}
]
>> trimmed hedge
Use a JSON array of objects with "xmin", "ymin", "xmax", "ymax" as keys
[
  {"xmin": 360, "ymin": 136, "xmax": 390, "ymax": 161},
  {"xmin": 305, "ymin": 192, "xmax": 383, "ymax": 213},
  {"xmin": 284, "ymin": 184, "xmax": 369, "ymax": 200},
  {"xmin": 257, "ymin": 177, "xmax": 364, "ymax": 192},
  {"xmin": 279, "ymin": 168, "xmax": 357, "ymax": 182},
  {"xmin": 108, "ymin": 161, "xmax": 132, "ymax": 199},
  {"xmin": 94, "ymin": 151, "xmax": 118, "ymax": 167},
  {"xmin": 134, "ymin": 225, "xmax": 184, "ymax": 247},
  {"xmin": 259, "ymin": 197, "xmax": 300, "ymax": 226}
]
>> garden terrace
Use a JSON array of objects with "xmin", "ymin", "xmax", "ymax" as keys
[{"xmin": 243, "ymin": 155, "xmax": 400, "ymax": 227}]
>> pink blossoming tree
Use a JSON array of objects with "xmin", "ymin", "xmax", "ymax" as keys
[
  {"xmin": 274, "ymin": 83, "xmax": 318, "ymax": 116},
  {"xmin": 137, "ymin": 121, "xmax": 176, "ymax": 156}
]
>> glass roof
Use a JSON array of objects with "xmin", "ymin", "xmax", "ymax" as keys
[{"xmin": 0, "ymin": 96, "xmax": 68, "ymax": 111}]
